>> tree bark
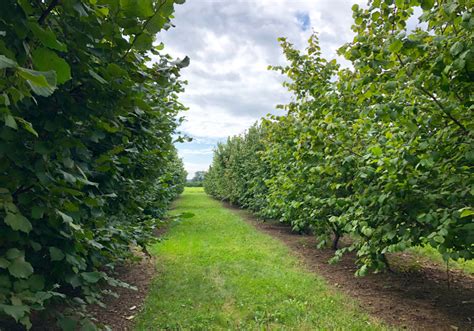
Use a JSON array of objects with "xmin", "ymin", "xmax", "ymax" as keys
[{"xmin": 332, "ymin": 232, "xmax": 341, "ymax": 250}]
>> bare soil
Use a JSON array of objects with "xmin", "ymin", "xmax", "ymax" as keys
[
  {"xmin": 224, "ymin": 202, "xmax": 474, "ymax": 331},
  {"xmin": 84, "ymin": 217, "xmax": 178, "ymax": 330},
  {"xmin": 85, "ymin": 218, "xmax": 178, "ymax": 330},
  {"xmin": 20, "ymin": 256, "xmax": 155, "ymax": 331},
  {"xmin": 87, "ymin": 256, "xmax": 156, "ymax": 331}
]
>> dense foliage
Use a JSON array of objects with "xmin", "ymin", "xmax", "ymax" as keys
[
  {"xmin": 205, "ymin": 125, "xmax": 269, "ymax": 213},
  {"xmin": 0, "ymin": 0, "xmax": 187, "ymax": 328},
  {"xmin": 205, "ymin": 0, "xmax": 473, "ymax": 274}
]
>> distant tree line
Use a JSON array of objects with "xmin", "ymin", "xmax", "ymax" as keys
[{"xmin": 186, "ymin": 171, "xmax": 207, "ymax": 187}]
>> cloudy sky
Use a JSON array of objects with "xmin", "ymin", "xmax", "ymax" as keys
[{"xmin": 157, "ymin": 0, "xmax": 364, "ymax": 178}]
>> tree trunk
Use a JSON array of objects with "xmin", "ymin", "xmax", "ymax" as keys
[
  {"xmin": 381, "ymin": 253, "xmax": 393, "ymax": 272},
  {"xmin": 332, "ymin": 232, "xmax": 341, "ymax": 250}
]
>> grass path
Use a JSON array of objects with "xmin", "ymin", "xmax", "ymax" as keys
[{"xmin": 135, "ymin": 188, "xmax": 386, "ymax": 330}]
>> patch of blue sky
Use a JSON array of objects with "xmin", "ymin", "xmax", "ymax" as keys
[
  {"xmin": 296, "ymin": 12, "xmax": 311, "ymax": 31},
  {"xmin": 175, "ymin": 137, "xmax": 223, "ymax": 178}
]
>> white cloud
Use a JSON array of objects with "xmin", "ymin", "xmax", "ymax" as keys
[
  {"xmin": 182, "ymin": 161, "xmax": 211, "ymax": 179},
  {"xmin": 180, "ymin": 105, "xmax": 259, "ymax": 139},
  {"xmin": 156, "ymin": 0, "xmax": 363, "ymax": 177},
  {"xmin": 179, "ymin": 148, "xmax": 214, "ymax": 156}
]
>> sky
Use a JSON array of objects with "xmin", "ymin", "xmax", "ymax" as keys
[{"xmin": 156, "ymin": 0, "xmax": 365, "ymax": 179}]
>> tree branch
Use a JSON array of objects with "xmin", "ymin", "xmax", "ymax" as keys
[
  {"xmin": 12, "ymin": 185, "xmax": 34, "ymax": 200},
  {"xmin": 121, "ymin": 0, "xmax": 168, "ymax": 60},
  {"xmin": 38, "ymin": 0, "xmax": 59, "ymax": 25},
  {"xmin": 326, "ymin": 135, "xmax": 362, "ymax": 157},
  {"xmin": 396, "ymin": 54, "xmax": 468, "ymax": 134},
  {"xmin": 417, "ymin": 85, "xmax": 468, "ymax": 133}
]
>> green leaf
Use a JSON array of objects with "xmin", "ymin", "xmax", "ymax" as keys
[
  {"xmin": 17, "ymin": 0, "xmax": 34, "ymax": 14},
  {"xmin": 4, "ymin": 114, "xmax": 17, "ymax": 130},
  {"xmin": 0, "ymin": 55, "xmax": 18, "ymax": 69},
  {"xmin": 18, "ymin": 68, "xmax": 57, "ymax": 97},
  {"xmin": 134, "ymin": 33, "xmax": 154, "ymax": 51},
  {"xmin": 388, "ymin": 39, "xmax": 403, "ymax": 53},
  {"xmin": 81, "ymin": 271, "xmax": 103, "ymax": 283},
  {"xmin": 80, "ymin": 319, "xmax": 98, "ymax": 331},
  {"xmin": 32, "ymin": 48, "xmax": 71, "ymax": 84},
  {"xmin": 73, "ymin": 2, "xmax": 88, "ymax": 16},
  {"xmin": 66, "ymin": 274, "xmax": 82, "ymax": 288},
  {"xmin": 88, "ymin": 69, "xmax": 107, "ymax": 84},
  {"xmin": 355, "ymin": 264, "xmax": 368, "ymax": 277},
  {"xmin": 15, "ymin": 117, "xmax": 38, "ymax": 137},
  {"xmin": 28, "ymin": 22, "xmax": 67, "ymax": 52},
  {"xmin": 120, "ymin": 0, "xmax": 154, "ymax": 18},
  {"xmin": 49, "ymin": 247, "xmax": 65, "ymax": 261},
  {"xmin": 0, "ymin": 304, "xmax": 29, "ymax": 322},
  {"xmin": 58, "ymin": 316, "xmax": 78, "ymax": 331},
  {"xmin": 370, "ymin": 146, "xmax": 383, "ymax": 157},
  {"xmin": 61, "ymin": 170, "xmax": 78, "ymax": 183},
  {"xmin": 0, "ymin": 258, "xmax": 10, "ymax": 269},
  {"xmin": 30, "ymin": 241, "xmax": 42, "ymax": 252},
  {"xmin": 420, "ymin": 0, "xmax": 434, "ymax": 10},
  {"xmin": 57, "ymin": 210, "xmax": 73, "ymax": 223},
  {"xmin": 361, "ymin": 226, "xmax": 373, "ymax": 237},
  {"xmin": 28, "ymin": 275, "xmax": 45, "ymax": 291},
  {"xmin": 96, "ymin": 7, "xmax": 109, "ymax": 16},
  {"xmin": 4, "ymin": 213, "xmax": 33, "ymax": 233},
  {"xmin": 6, "ymin": 248, "xmax": 23, "ymax": 260},
  {"xmin": 433, "ymin": 235, "xmax": 445, "ymax": 243},
  {"xmin": 8, "ymin": 258, "xmax": 34, "ymax": 279},
  {"xmin": 20, "ymin": 315, "xmax": 32, "ymax": 329},
  {"xmin": 160, "ymin": 0, "xmax": 175, "ymax": 17},
  {"xmin": 0, "ymin": 275, "xmax": 11, "ymax": 288},
  {"xmin": 460, "ymin": 208, "xmax": 474, "ymax": 218},
  {"xmin": 176, "ymin": 56, "xmax": 190, "ymax": 69},
  {"xmin": 57, "ymin": 210, "xmax": 82, "ymax": 231},
  {"xmin": 106, "ymin": 63, "xmax": 128, "ymax": 79},
  {"xmin": 449, "ymin": 42, "xmax": 463, "ymax": 57},
  {"xmin": 146, "ymin": 14, "xmax": 166, "ymax": 34},
  {"xmin": 31, "ymin": 206, "xmax": 45, "ymax": 219}
]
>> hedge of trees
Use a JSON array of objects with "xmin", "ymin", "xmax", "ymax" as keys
[
  {"xmin": 205, "ymin": 0, "xmax": 473, "ymax": 275},
  {"xmin": 1, "ymin": 0, "xmax": 187, "ymax": 329}
]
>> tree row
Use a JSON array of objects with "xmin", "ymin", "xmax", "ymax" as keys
[
  {"xmin": 0, "ymin": 0, "xmax": 187, "ymax": 328},
  {"xmin": 205, "ymin": 0, "xmax": 473, "ymax": 275}
]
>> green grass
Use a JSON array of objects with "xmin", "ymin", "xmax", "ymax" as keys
[
  {"xmin": 135, "ymin": 187, "xmax": 386, "ymax": 330},
  {"xmin": 408, "ymin": 245, "xmax": 474, "ymax": 275}
]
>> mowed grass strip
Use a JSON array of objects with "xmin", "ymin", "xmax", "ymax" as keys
[{"xmin": 135, "ymin": 187, "xmax": 386, "ymax": 330}]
